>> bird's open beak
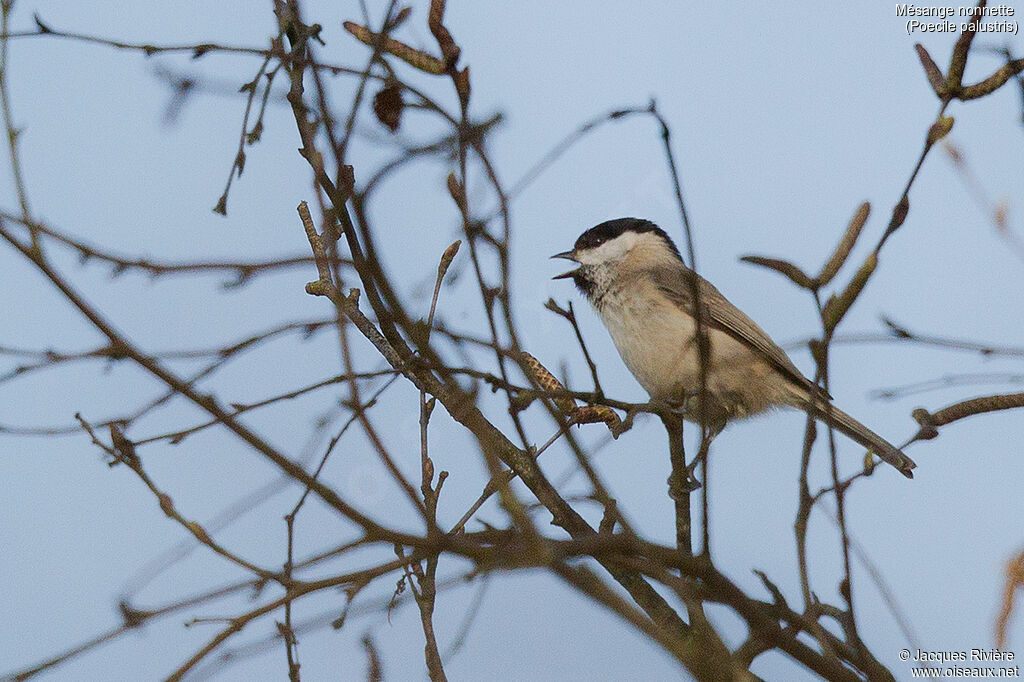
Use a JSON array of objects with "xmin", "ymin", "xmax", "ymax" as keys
[{"xmin": 551, "ymin": 250, "xmax": 579, "ymax": 279}]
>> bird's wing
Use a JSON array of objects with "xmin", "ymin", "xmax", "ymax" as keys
[{"xmin": 648, "ymin": 262, "xmax": 818, "ymax": 394}]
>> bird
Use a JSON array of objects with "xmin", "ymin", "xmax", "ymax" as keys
[{"xmin": 551, "ymin": 217, "xmax": 916, "ymax": 478}]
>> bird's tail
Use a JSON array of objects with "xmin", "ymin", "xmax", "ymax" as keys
[{"xmin": 810, "ymin": 402, "xmax": 916, "ymax": 478}]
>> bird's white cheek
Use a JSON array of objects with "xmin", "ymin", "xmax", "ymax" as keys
[{"xmin": 576, "ymin": 232, "xmax": 638, "ymax": 265}]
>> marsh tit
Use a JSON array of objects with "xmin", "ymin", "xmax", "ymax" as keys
[{"xmin": 552, "ymin": 218, "xmax": 916, "ymax": 478}]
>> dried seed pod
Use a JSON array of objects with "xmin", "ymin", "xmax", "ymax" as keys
[
  {"xmin": 342, "ymin": 21, "xmax": 446, "ymax": 74},
  {"xmin": 823, "ymin": 253, "xmax": 877, "ymax": 332},
  {"xmin": 914, "ymin": 43, "xmax": 946, "ymax": 96},
  {"xmin": 817, "ymin": 202, "xmax": 870, "ymax": 287},
  {"xmin": 454, "ymin": 66, "xmax": 471, "ymax": 107},
  {"xmin": 887, "ymin": 196, "xmax": 910, "ymax": 234},
  {"xmin": 446, "ymin": 173, "xmax": 467, "ymax": 214},
  {"xmin": 573, "ymin": 405, "xmax": 618, "ymax": 428},
  {"xmin": 428, "ymin": 0, "xmax": 460, "ymax": 67},
  {"xmin": 926, "ymin": 392, "xmax": 1024, "ymax": 427},
  {"xmin": 945, "ymin": 0, "xmax": 985, "ymax": 90},
  {"xmin": 373, "ymin": 81, "xmax": 403, "ymax": 132},
  {"xmin": 520, "ymin": 351, "xmax": 576, "ymax": 413},
  {"xmin": 960, "ymin": 58, "xmax": 1024, "ymax": 100},
  {"xmin": 437, "ymin": 240, "xmax": 461, "ymax": 278},
  {"xmin": 926, "ymin": 116, "xmax": 955, "ymax": 145},
  {"xmin": 740, "ymin": 255, "xmax": 814, "ymax": 290}
]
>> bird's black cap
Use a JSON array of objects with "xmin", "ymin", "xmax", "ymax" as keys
[{"xmin": 575, "ymin": 218, "xmax": 682, "ymax": 261}]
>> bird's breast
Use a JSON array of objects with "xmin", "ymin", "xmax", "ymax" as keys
[
  {"xmin": 595, "ymin": 287, "xmax": 696, "ymax": 401},
  {"xmin": 594, "ymin": 286, "xmax": 786, "ymax": 418}
]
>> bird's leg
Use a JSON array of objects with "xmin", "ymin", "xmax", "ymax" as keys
[
  {"xmin": 682, "ymin": 418, "xmax": 724, "ymax": 486},
  {"xmin": 662, "ymin": 411, "xmax": 703, "ymax": 497},
  {"xmin": 671, "ymin": 391, "xmax": 727, "ymax": 489}
]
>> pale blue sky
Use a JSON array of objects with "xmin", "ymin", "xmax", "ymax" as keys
[{"xmin": 2, "ymin": 2, "xmax": 1023, "ymax": 680}]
